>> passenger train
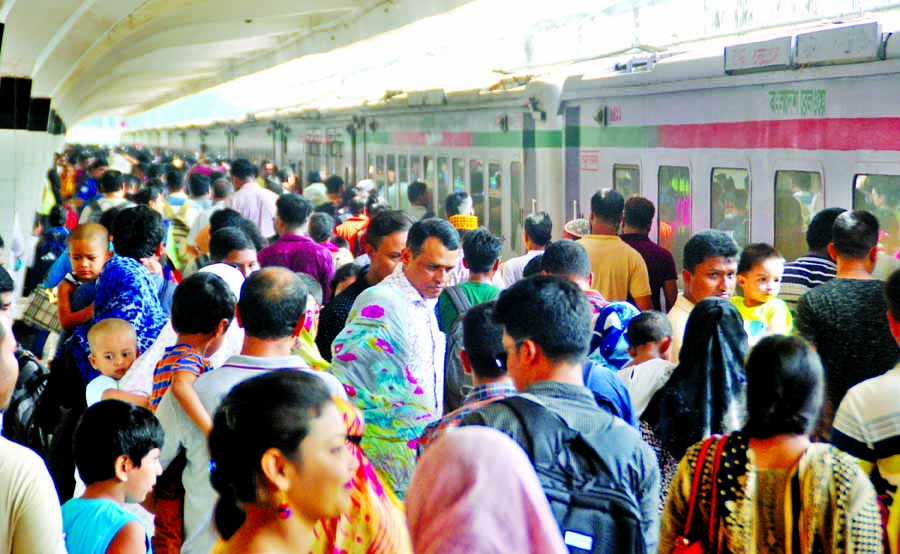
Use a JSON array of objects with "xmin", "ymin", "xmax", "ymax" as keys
[{"xmin": 123, "ymin": 19, "xmax": 900, "ymax": 264}]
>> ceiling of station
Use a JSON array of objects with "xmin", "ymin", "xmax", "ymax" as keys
[{"xmin": 0, "ymin": 0, "xmax": 473, "ymax": 126}]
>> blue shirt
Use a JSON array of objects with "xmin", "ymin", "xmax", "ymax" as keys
[
  {"xmin": 583, "ymin": 358, "xmax": 637, "ymax": 427},
  {"xmin": 62, "ymin": 498, "xmax": 150, "ymax": 554}
]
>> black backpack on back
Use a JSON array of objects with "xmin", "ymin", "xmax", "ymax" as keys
[
  {"xmin": 442, "ymin": 285, "xmax": 473, "ymax": 415},
  {"xmin": 2, "ymin": 348, "xmax": 51, "ymax": 456},
  {"xmin": 498, "ymin": 395, "xmax": 646, "ymax": 554}
]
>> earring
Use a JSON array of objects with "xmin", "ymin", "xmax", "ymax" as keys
[{"xmin": 276, "ymin": 490, "xmax": 292, "ymax": 520}]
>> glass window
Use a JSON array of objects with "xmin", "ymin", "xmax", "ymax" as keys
[
  {"xmin": 710, "ymin": 168, "xmax": 751, "ymax": 246},
  {"xmin": 488, "ymin": 162, "xmax": 503, "ymax": 237},
  {"xmin": 375, "ymin": 155, "xmax": 387, "ymax": 205},
  {"xmin": 854, "ymin": 174, "xmax": 900, "ymax": 254},
  {"xmin": 510, "ymin": 162, "xmax": 523, "ymax": 253},
  {"xmin": 470, "ymin": 160, "xmax": 486, "ymax": 225},
  {"xmin": 614, "ymin": 164, "xmax": 640, "ymax": 199},
  {"xmin": 424, "ymin": 156, "xmax": 436, "ymax": 213},
  {"xmin": 437, "ymin": 157, "xmax": 450, "ymax": 218},
  {"xmin": 658, "ymin": 166, "xmax": 691, "ymax": 275},
  {"xmin": 774, "ymin": 171, "xmax": 823, "ymax": 262},
  {"xmin": 386, "ymin": 155, "xmax": 397, "ymax": 209},
  {"xmin": 367, "ymin": 154, "xmax": 376, "ymax": 180},
  {"xmin": 410, "ymin": 156, "xmax": 422, "ymax": 182},
  {"xmin": 399, "ymin": 155, "xmax": 408, "ymax": 185},
  {"xmin": 452, "ymin": 158, "xmax": 465, "ymax": 192}
]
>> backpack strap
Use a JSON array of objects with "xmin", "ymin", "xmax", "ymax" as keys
[
  {"xmin": 496, "ymin": 395, "xmax": 585, "ymax": 464},
  {"xmin": 444, "ymin": 285, "xmax": 471, "ymax": 320}
]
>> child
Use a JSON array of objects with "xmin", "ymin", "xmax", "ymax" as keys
[
  {"xmin": 58, "ymin": 223, "xmax": 112, "ymax": 331},
  {"xmin": 731, "ymin": 243, "xmax": 793, "ymax": 345},
  {"xmin": 62, "ymin": 399, "xmax": 163, "ymax": 554},
  {"xmin": 86, "ymin": 318, "xmax": 149, "ymax": 408},
  {"xmin": 618, "ymin": 311, "xmax": 676, "ymax": 418}
]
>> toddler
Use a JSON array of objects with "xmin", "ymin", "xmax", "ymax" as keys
[
  {"xmin": 618, "ymin": 311, "xmax": 676, "ymax": 417},
  {"xmin": 85, "ymin": 318, "xmax": 149, "ymax": 407},
  {"xmin": 58, "ymin": 223, "xmax": 112, "ymax": 331},
  {"xmin": 731, "ymin": 243, "xmax": 793, "ymax": 345}
]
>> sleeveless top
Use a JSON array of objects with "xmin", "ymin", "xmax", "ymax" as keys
[{"xmin": 62, "ymin": 498, "xmax": 151, "ymax": 554}]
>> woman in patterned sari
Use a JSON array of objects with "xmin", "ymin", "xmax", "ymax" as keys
[{"xmin": 659, "ymin": 335, "xmax": 882, "ymax": 554}]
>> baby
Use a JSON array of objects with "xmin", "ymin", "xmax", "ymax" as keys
[
  {"xmin": 58, "ymin": 223, "xmax": 112, "ymax": 331},
  {"xmin": 731, "ymin": 243, "xmax": 794, "ymax": 345},
  {"xmin": 85, "ymin": 318, "xmax": 149, "ymax": 408}
]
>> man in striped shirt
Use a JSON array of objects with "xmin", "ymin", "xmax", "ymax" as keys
[{"xmin": 780, "ymin": 207, "xmax": 846, "ymax": 310}]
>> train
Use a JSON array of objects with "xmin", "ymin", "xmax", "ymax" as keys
[{"xmin": 123, "ymin": 18, "xmax": 900, "ymax": 266}]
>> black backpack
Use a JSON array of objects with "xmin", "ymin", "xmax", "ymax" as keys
[
  {"xmin": 2, "ymin": 349, "xmax": 51, "ymax": 456},
  {"xmin": 498, "ymin": 396, "xmax": 646, "ymax": 554},
  {"xmin": 442, "ymin": 285, "xmax": 473, "ymax": 415}
]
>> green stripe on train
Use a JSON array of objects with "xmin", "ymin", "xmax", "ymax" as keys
[
  {"xmin": 365, "ymin": 130, "xmax": 562, "ymax": 148},
  {"xmin": 576, "ymin": 126, "xmax": 660, "ymax": 148}
]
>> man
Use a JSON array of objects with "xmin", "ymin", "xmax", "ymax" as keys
[
  {"xmin": 780, "ymin": 207, "xmax": 846, "ymax": 310},
  {"xmin": 78, "ymin": 170, "xmax": 132, "ymax": 223},
  {"xmin": 668, "ymin": 230, "xmax": 739, "ymax": 364},
  {"xmin": 446, "ymin": 191, "xmax": 477, "ymax": 231},
  {"xmin": 75, "ymin": 158, "xmax": 107, "ymax": 209},
  {"xmin": 407, "ymin": 181, "xmax": 434, "ymax": 221},
  {"xmin": 226, "ymin": 158, "xmax": 278, "ymax": 238},
  {"xmin": 325, "ymin": 175, "xmax": 345, "ymax": 209},
  {"xmin": 209, "ymin": 227, "xmax": 260, "ymax": 278},
  {"xmin": 459, "ymin": 276, "xmax": 659, "ymax": 552},
  {"xmin": 334, "ymin": 196, "xmax": 369, "ymax": 255},
  {"xmin": 186, "ymin": 177, "xmax": 233, "ymax": 258},
  {"xmin": 156, "ymin": 268, "xmax": 346, "ymax": 554},
  {"xmin": 795, "ymin": 210, "xmax": 900, "ymax": 432},
  {"xmin": 620, "ymin": 196, "xmax": 678, "ymax": 312},
  {"xmin": 498, "ymin": 211, "xmax": 552, "ymax": 288},
  {"xmin": 580, "ymin": 189, "xmax": 652, "ymax": 309},
  {"xmin": 329, "ymin": 218, "xmax": 459, "ymax": 494},
  {"xmin": 315, "ymin": 210, "xmax": 412, "ymax": 360},
  {"xmin": 187, "ymin": 172, "xmax": 213, "ymax": 211},
  {"xmin": 258, "ymin": 193, "xmax": 335, "ymax": 299},
  {"xmin": 0, "ymin": 266, "xmax": 12, "ymax": 318}
]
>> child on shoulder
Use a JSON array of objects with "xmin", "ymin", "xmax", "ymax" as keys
[
  {"xmin": 618, "ymin": 311, "xmax": 676, "ymax": 418},
  {"xmin": 58, "ymin": 223, "xmax": 112, "ymax": 331},
  {"xmin": 731, "ymin": 243, "xmax": 793, "ymax": 346},
  {"xmin": 86, "ymin": 318, "xmax": 150, "ymax": 408}
]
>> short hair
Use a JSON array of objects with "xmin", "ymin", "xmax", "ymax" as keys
[
  {"xmin": 171, "ymin": 273, "xmax": 236, "ymax": 335},
  {"xmin": 522, "ymin": 255, "xmax": 544, "ymax": 278},
  {"xmin": 212, "ymin": 178, "xmax": 233, "ymax": 200},
  {"xmin": 209, "ymin": 228, "xmax": 254, "ymax": 263},
  {"xmin": 209, "ymin": 208, "xmax": 244, "ymax": 234},
  {"xmin": 683, "ymin": 230, "xmax": 740, "ymax": 274},
  {"xmin": 89, "ymin": 158, "xmax": 107, "ymax": 172},
  {"xmin": 74, "ymin": 400, "xmax": 164, "ymax": 485},
  {"xmin": 737, "ymin": 243, "xmax": 782, "ymax": 275},
  {"xmin": 132, "ymin": 181, "xmax": 164, "ymax": 207},
  {"xmin": 524, "ymin": 211, "xmax": 552, "ymax": 247},
  {"xmin": 230, "ymin": 158, "xmax": 256, "ymax": 181},
  {"xmin": 295, "ymin": 273, "xmax": 323, "ymax": 307},
  {"xmin": 743, "ymin": 335, "xmax": 824, "ymax": 439},
  {"xmin": 446, "ymin": 192, "xmax": 472, "ymax": 217},
  {"xmin": 87, "ymin": 318, "xmax": 136, "ymax": 352},
  {"xmin": 591, "ymin": 189, "xmax": 625, "ymax": 224},
  {"xmin": 188, "ymin": 173, "xmax": 211, "ymax": 197},
  {"xmin": 407, "ymin": 218, "xmax": 460, "ymax": 257},
  {"xmin": 330, "ymin": 263, "xmax": 361, "ymax": 298},
  {"xmin": 886, "ymin": 268, "xmax": 900, "ymax": 321},
  {"xmin": 347, "ymin": 196, "xmax": 366, "ymax": 216},
  {"xmin": 0, "ymin": 265, "xmax": 10, "ymax": 294},
  {"xmin": 165, "ymin": 169, "xmax": 184, "ymax": 192},
  {"xmin": 367, "ymin": 210, "xmax": 413, "ymax": 249},
  {"xmin": 237, "ymin": 218, "xmax": 267, "ymax": 251},
  {"xmin": 626, "ymin": 311, "xmax": 673, "ymax": 348},
  {"xmin": 238, "ymin": 268, "xmax": 307, "ymax": 339},
  {"xmin": 209, "ymin": 370, "xmax": 331, "ymax": 540},
  {"xmin": 112, "ymin": 205, "xmax": 164, "ymax": 259},
  {"xmin": 98, "ymin": 170, "xmax": 124, "ymax": 194},
  {"xmin": 623, "ymin": 197, "xmax": 655, "ymax": 231},
  {"xmin": 832, "ymin": 210, "xmax": 879, "ymax": 259},
  {"xmin": 541, "ymin": 240, "xmax": 590, "ymax": 280},
  {"xmin": 806, "ymin": 208, "xmax": 847, "ymax": 251},
  {"xmin": 276, "ymin": 194, "xmax": 312, "ymax": 227},
  {"xmin": 462, "ymin": 302, "xmax": 506, "ymax": 379},
  {"xmin": 462, "ymin": 227, "xmax": 502, "ymax": 274},
  {"xmin": 70, "ymin": 223, "xmax": 109, "ymax": 249},
  {"xmin": 407, "ymin": 181, "xmax": 428, "ymax": 203},
  {"xmin": 324, "ymin": 175, "xmax": 344, "ymax": 195},
  {"xmin": 493, "ymin": 275, "xmax": 592, "ymax": 364},
  {"xmin": 308, "ymin": 212, "xmax": 334, "ymax": 243}
]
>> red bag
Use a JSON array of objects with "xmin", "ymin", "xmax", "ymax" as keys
[{"xmin": 672, "ymin": 435, "xmax": 728, "ymax": 554}]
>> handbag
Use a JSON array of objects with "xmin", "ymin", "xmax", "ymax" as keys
[
  {"xmin": 21, "ymin": 286, "xmax": 63, "ymax": 334},
  {"xmin": 672, "ymin": 434, "xmax": 728, "ymax": 554}
]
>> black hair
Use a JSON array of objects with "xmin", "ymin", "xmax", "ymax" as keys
[
  {"xmin": 112, "ymin": 205, "xmax": 164, "ymax": 259},
  {"xmin": 48, "ymin": 204, "xmax": 67, "ymax": 228},
  {"xmin": 306, "ymin": 170, "xmax": 322, "ymax": 185},
  {"xmin": 743, "ymin": 335, "xmax": 824, "ymax": 439},
  {"xmin": 98, "ymin": 170, "xmax": 124, "ymax": 194},
  {"xmin": 98, "ymin": 207, "xmax": 123, "ymax": 235},
  {"xmin": 212, "ymin": 178, "xmax": 233, "ymax": 200},
  {"xmin": 209, "ymin": 370, "xmax": 332, "ymax": 540},
  {"xmin": 462, "ymin": 227, "xmax": 502, "ymax": 274},
  {"xmin": 541, "ymin": 239, "xmax": 590, "ymax": 280},
  {"xmin": 329, "ymin": 235, "xmax": 349, "ymax": 250},
  {"xmin": 172, "ymin": 272, "xmax": 236, "ymax": 335},
  {"xmin": 0, "ymin": 265, "xmax": 13, "ymax": 293},
  {"xmin": 308, "ymin": 212, "xmax": 334, "ymax": 243},
  {"xmin": 347, "ymin": 196, "xmax": 366, "ymax": 216},
  {"xmin": 885, "ymin": 267, "xmax": 900, "ymax": 321},
  {"xmin": 683, "ymin": 230, "xmax": 740, "ymax": 274},
  {"xmin": 89, "ymin": 158, "xmax": 108, "ymax": 172},
  {"xmin": 407, "ymin": 181, "xmax": 428, "ymax": 203},
  {"xmin": 737, "ymin": 243, "xmax": 782, "ymax": 275},
  {"xmin": 366, "ymin": 194, "xmax": 389, "ymax": 218},
  {"xmin": 209, "ymin": 208, "xmax": 244, "ymax": 234},
  {"xmin": 591, "ymin": 189, "xmax": 625, "ymax": 224},
  {"xmin": 238, "ymin": 268, "xmax": 307, "ymax": 339},
  {"xmin": 73, "ymin": 400, "xmax": 164, "ymax": 485},
  {"xmin": 806, "ymin": 208, "xmax": 847, "ymax": 251},
  {"xmin": 165, "ymin": 169, "xmax": 184, "ymax": 192},
  {"xmin": 209, "ymin": 227, "xmax": 254, "ymax": 263},
  {"xmin": 522, "ymin": 254, "xmax": 544, "ymax": 278},
  {"xmin": 188, "ymin": 173, "xmax": 211, "ymax": 197},
  {"xmin": 524, "ymin": 211, "xmax": 552, "ymax": 246},
  {"xmin": 237, "ymin": 218, "xmax": 267, "ymax": 251},
  {"xmin": 623, "ymin": 196, "xmax": 655, "ymax": 231},
  {"xmin": 493, "ymin": 275, "xmax": 592, "ymax": 364},
  {"xmin": 324, "ymin": 175, "xmax": 344, "ymax": 195},
  {"xmin": 407, "ymin": 218, "xmax": 460, "ymax": 257},
  {"xmin": 276, "ymin": 193, "xmax": 312, "ymax": 228},
  {"xmin": 230, "ymin": 159, "xmax": 256, "ymax": 181},
  {"xmin": 330, "ymin": 263, "xmax": 361, "ymax": 299},
  {"xmin": 131, "ymin": 181, "xmax": 164, "ymax": 207},
  {"xmin": 446, "ymin": 192, "xmax": 471, "ymax": 217},
  {"xmin": 626, "ymin": 311, "xmax": 673, "ymax": 348},
  {"xmin": 832, "ymin": 210, "xmax": 879, "ymax": 260},
  {"xmin": 367, "ymin": 210, "xmax": 412, "ymax": 249},
  {"xmin": 147, "ymin": 164, "xmax": 163, "ymax": 181},
  {"xmin": 462, "ymin": 302, "xmax": 506, "ymax": 379}
]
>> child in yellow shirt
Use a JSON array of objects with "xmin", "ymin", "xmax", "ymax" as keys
[{"xmin": 731, "ymin": 243, "xmax": 793, "ymax": 346}]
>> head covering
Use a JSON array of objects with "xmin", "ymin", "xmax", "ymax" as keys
[
  {"xmin": 642, "ymin": 297, "xmax": 748, "ymax": 459},
  {"xmin": 355, "ymin": 179, "xmax": 376, "ymax": 196},
  {"xmin": 589, "ymin": 301, "xmax": 640, "ymax": 370},
  {"xmin": 303, "ymin": 182, "xmax": 328, "ymax": 207},
  {"xmin": 448, "ymin": 214, "xmax": 478, "ymax": 231},
  {"xmin": 198, "ymin": 262, "xmax": 244, "ymax": 298},
  {"xmin": 407, "ymin": 427, "xmax": 567, "ymax": 554},
  {"xmin": 563, "ymin": 218, "xmax": 591, "ymax": 239},
  {"xmin": 292, "ymin": 293, "xmax": 329, "ymax": 371}
]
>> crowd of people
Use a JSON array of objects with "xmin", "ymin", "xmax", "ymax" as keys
[{"xmin": 0, "ymin": 143, "xmax": 897, "ymax": 553}]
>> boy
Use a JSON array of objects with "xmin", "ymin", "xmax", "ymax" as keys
[
  {"xmin": 731, "ymin": 243, "xmax": 793, "ymax": 345},
  {"xmin": 618, "ymin": 311, "xmax": 676, "ymax": 418},
  {"xmin": 58, "ymin": 223, "xmax": 112, "ymax": 331},
  {"xmin": 86, "ymin": 318, "xmax": 149, "ymax": 407},
  {"xmin": 62, "ymin": 399, "xmax": 163, "ymax": 554}
]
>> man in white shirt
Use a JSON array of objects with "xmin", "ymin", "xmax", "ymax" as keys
[
  {"xmin": 156, "ymin": 268, "xmax": 346, "ymax": 554},
  {"xmin": 498, "ymin": 211, "xmax": 551, "ymax": 288},
  {"xmin": 225, "ymin": 158, "xmax": 278, "ymax": 238}
]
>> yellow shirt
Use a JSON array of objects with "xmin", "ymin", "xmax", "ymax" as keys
[
  {"xmin": 730, "ymin": 296, "xmax": 793, "ymax": 346},
  {"xmin": 579, "ymin": 234, "xmax": 651, "ymax": 302}
]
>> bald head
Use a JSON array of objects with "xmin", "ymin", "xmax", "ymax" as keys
[
  {"xmin": 237, "ymin": 267, "xmax": 308, "ymax": 339},
  {"xmin": 70, "ymin": 223, "xmax": 110, "ymax": 250},
  {"xmin": 87, "ymin": 318, "xmax": 136, "ymax": 351}
]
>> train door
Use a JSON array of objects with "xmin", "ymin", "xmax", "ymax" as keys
[
  {"xmin": 702, "ymin": 154, "xmax": 753, "ymax": 247},
  {"xmin": 657, "ymin": 162, "xmax": 693, "ymax": 276},
  {"xmin": 852, "ymin": 163, "xmax": 900, "ymax": 263},
  {"xmin": 772, "ymin": 162, "xmax": 825, "ymax": 262}
]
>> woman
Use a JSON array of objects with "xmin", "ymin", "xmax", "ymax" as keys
[
  {"xmin": 209, "ymin": 370, "xmax": 358, "ymax": 554},
  {"xmin": 659, "ymin": 335, "xmax": 882, "ymax": 553},
  {"xmin": 406, "ymin": 426, "xmax": 567, "ymax": 554}
]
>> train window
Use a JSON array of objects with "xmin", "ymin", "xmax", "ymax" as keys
[
  {"xmin": 386, "ymin": 155, "xmax": 398, "ymax": 209},
  {"xmin": 854, "ymin": 174, "xmax": 900, "ymax": 250},
  {"xmin": 510, "ymin": 162, "xmax": 523, "ymax": 253},
  {"xmin": 775, "ymin": 171, "xmax": 823, "ymax": 262},
  {"xmin": 424, "ymin": 156, "xmax": 436, "ymax": 213},
  {"xmin": 437, "ymin": 157, "xmax": 450, "ymax": 218},
  {"xmin": 470, "ymin": 160, "xmax": 486, "ymax": 225},
  {"xmin": 375, "ymin": 155, "xmax": 387, "ymax": 205},
  {"xmin": 658, "ymin": 166, "xmax": 691, "ymax": 275},
  {"xmin": 399, "ymin": 155, "xmax": 408, "ymax": 185},
  {"xmin": 452, "ymin": 159, "xmax": 465, "ymax": 192},
  {"xmin": 614, "ymin": 164, "xmax": 640, "ymax": 199},
  {"xmin": 410, "ymin": 156, "xmax": 422, "ymax": 182},
  {"xmin": 367, "ymin": 154, "xmax": 376, "ymax": 181},
  {"xmin": 710, "ymin": 168, "xmax": 751, "ymax": 247},
  {"xmin": 488, "ymin": 162, "xmax": 503, "ymax": 238}
]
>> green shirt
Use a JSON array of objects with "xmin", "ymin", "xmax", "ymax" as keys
[{"xmin": 437, "ymin": 281, "xmax": 500, "ymax": 333}]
